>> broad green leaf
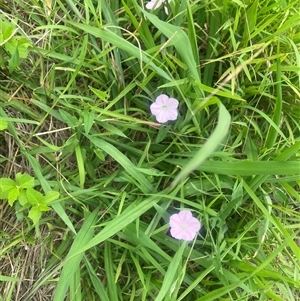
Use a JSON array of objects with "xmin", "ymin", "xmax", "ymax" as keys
[
  {"xmin": 4, "ymin": 36, "xmax": 17, "ymax": 55},
  {"xmin": 26, "ymin": 188, "xmax": 43, "ymax": 205},
  {"xmin": 0, "ymin": 21, "xmax": 14, "ymax": 42},
  {"xmin": 0, "ymin": 120, "xmax": 8, "ymax": 130},
  {"xmin": 5, "ymin": 36, "xmax": 30, "ymax": 59},
  {"xmin": 19, "ymin": 149, "xmax": 76, "ymax": 234},
  {"xmin": 0, "ymin": 178, "xmax": 16, "ymax": 192},
  {"xmin": 8, "ymin": 45, "xmax": 20, "ymax": 73},
  {"xmin": 28, "ymin": 206, "xmax": 42, "ymax": 225},
  {"xmin": 18, "ymin": 189, "xmax": 29, "ymax": 206},
  {"xmin": 16, "ymin": 207, "xmax": 24, "ymax": 222},
  {"xmin": 0, "ymin": 178, "xmax": 15, "ymax": 200},
  {"xmin": 38, "ymin": 204, "xmax": 51, "ymax": 212},
  {"xmin": 8, "ymin": 188, "xmax": 19, "ymax": 206},
  {"xmin": 16, "ymin": 37, "xmax": 31, "ymax": 58},
  {"xmin": 43, "ymin": 191, "xmax": 60, "ymax": 204},
  {"xmin": 15, "ymin": 173, "xmax": 34, "ymax": 189}
]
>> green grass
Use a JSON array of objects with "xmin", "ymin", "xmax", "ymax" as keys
[{"xmin": 0, "ymin": 0, "xmax": 299, "ymax": 300}]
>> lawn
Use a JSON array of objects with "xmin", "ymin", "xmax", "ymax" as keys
[{"xmin": 0, "ymin": 0, "xmax": 299, "ymax": 300}]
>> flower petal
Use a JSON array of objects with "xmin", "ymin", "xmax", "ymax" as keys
[
  {"xmin": 170, "ymin": 227, "xmax": 184, "ymax": 240},
  {"xmin": 167, "ymin": 98, "xmax": 179, "ymax": 108},
  {"xmin": 146, "ymin": 0, "xmax": 164, "ymax": 10},
  {"xmin": 187, "ymin": 218, "xmax": 201, "ymax": 232},
  {"xmin": 169, "ymin": 213, "xmax": 182, "ymax": 227},
  {"xmin": 155, "ymin": 110, "xmax": 169, "ymax": 123},
  {"xmin": 165, "ymin": 109, "xmax": 178, "ymax": 121},
  {"xmin": 145, "ymin": 2, "xmax": 155, "ymax": 9},
  {"xmin": 155, "ymin": 94, "xmax": 169, "ymax": 105},
  {"xmin": 150, "ymin": 102, "xmax": 163, "ymax": 115},
  {"xmin": 182, "ymin": 229, "xmax": 197, "ymax": 241},
  {"xmin": 178, "ymin": 210, "xmax": 193, "ymax": 223}
]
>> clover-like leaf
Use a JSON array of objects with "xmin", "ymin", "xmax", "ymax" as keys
[
  {"xmin": 0, "ymin": 120, "xmax": 8, "ymax": 131},
  {"xmin": 5, "ymin": 36, "xmax": 30, "ymax": 59},
  {"xmin": 8, "ymin": 188, "xmax": 19, "ymax": 206},
  {"xmin": 26, "ymin": 188, "xmax": 43, "ymax": 206},
  {"xmin": 0, "ymin": 20, "xmax": 14, "ymax": 43},
  {"xmin": 38, "ymin": 204, "xmax": 51, "ymax": 212},
  {"xmin": 15, "ymin": 173, "xmax": 34, "ymax": 189},
  {"xmin": 28, "ymin": 206, "xmax": 42, "ymax": 225},
  {"xmin": 43, "ymin": 191, "xmax": 60, "ymax": 204},
  {"xmin": 8, "ymin": 47, "xmax": 20, "ymax": 73},
  {"xmin": 16, "ymin": 37, "xmax": 31, "ymax": 58},
  {"xmin": 0, "ymin": 178, "xmax": 16, "ymax": 200},
  {"xmin": 18, "ymin": 189, "xmax": 29, "ymax": 206},
  {"xmin": 0, "ymin": 178, "xmax": 16, "ymax": 191}
]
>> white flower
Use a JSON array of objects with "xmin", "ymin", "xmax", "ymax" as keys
[
  {"xmin": 146, "ymin": 0, "xmax": 171, "ymax": 14},
  {"xmin": 150, "ymin": 94, "xmax": 179, "ymax": 123}
]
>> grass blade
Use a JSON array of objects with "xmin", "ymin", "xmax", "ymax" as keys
[
  {"xmin": 143, "ymin": 10, "xmax": 201, "ymax": 83},
  {"xmin": 53, "ymin": 208, "xmax": 99, "ymax": 301},
  {"xmin": 172, "ymin": 104, "xmax": 231, "ymax": 186},
  {"xmin": 87, "ymin": 136, "xmax": 154, "ymax": 193},
  {"xmin": 155, "ymin": 242, "xmax": 186, "ymax": 301}
]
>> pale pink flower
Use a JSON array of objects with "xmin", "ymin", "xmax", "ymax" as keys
[
  {"xmin": 146, "ymin": 0, "xmax": 171, "ymax": 14},
  {"xmin": 150, "ymin": 94, "xmax": 179, "ymax": 123},
  {"xmin": 169, "ymin": 210, "xmax": 201, "ymax": 241}
]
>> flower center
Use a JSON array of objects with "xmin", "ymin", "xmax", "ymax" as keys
[
  {"xmin": 180, "ymin": 222, "xmax": 187, "ymax": 229},
  {"xmin": 162, "ymin": 105, "xmax": 168, "ymax": 111}
]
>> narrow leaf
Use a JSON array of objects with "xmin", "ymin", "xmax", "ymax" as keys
[
  {"xmin": 172, "ymin": 104, "xmax": 231, "ymax": 186},
  {"xmin": 143, "ymin": 10, "xmax": 200, "ymax": 82},
  {"xmin": 87, "ymin": 136, "xmax": 154, "ymax": 193},
  {"xmin": 53, "ymin": 208, "xmax": 99, "ymax": 301}
]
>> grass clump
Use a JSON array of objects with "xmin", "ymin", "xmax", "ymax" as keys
[{"xmin": 0, "ymin": 0, "xmax": 299, "ymax": 300}]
